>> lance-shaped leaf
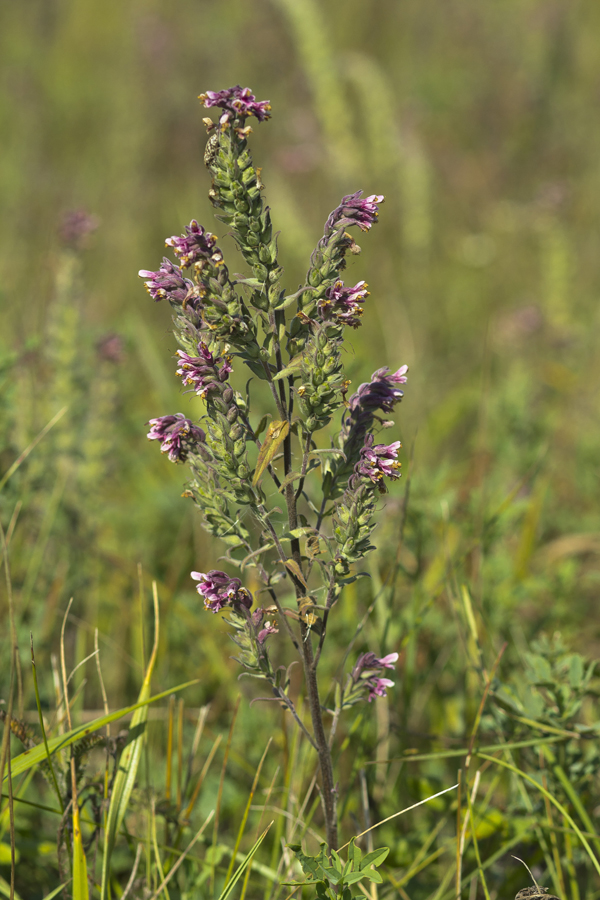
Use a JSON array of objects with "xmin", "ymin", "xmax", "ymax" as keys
[
  {"xmin": 100, "ymin": 586, "xmax": 160, "ymax": 899},
  {"xmin": 252, "ymin": 420, "xmax": 289, "ymax": 486}
]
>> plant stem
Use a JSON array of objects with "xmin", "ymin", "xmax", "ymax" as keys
[
  {"xmin": 302, "ymin": 627, "xmax": 338, "ymax": 851},
  {"xmin": 267, "ymin": 305, "xmax": 338, "ymax": 852}
]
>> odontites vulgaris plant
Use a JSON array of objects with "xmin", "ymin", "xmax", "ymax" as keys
[{"xmin": 140, "ymin": 85, "xmax": 408, "ymax": 852}]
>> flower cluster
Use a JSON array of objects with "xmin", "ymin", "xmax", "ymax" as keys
[
  {"xmin": 324, "ymin": 191, "xmax": 385, "ymax": 235},
  {"xmin": 202, "ymin": 93, "xmax": 280, "ymax": 311},
  {"xmin": 147, "ymin": 414, "xmax": 205, "ymax": 463},
  {"xmin": 349, "ymin": 651, "xmax": 399, "ymax": 702},
  {"xmin": 333, "ymin": 434, "xmax": 404, "ymax": 574},
  {"xmin": 318, "ymin": 280, "xmax": 369, "ymax": 328},
  {"xmin": 191, "ymin": 570, "xmax": 253, "ymax": 613},
  {"xmin": 354, "ymin": 435, "xmax": 402, "ymax": 486},
  {"xmin": 165, "ymin": 220, "xmax": 220, "ymax": 269},
  {"xmin": 346, "ymin": 365, "xmax": 408, "ymax": 416},
  {"xmin": 251, "ymin": 608, "xmax": 279, "ymax": 644},
  {"xmin": 288, "ymin": 193, "xmax": 384, "ymax": 353},
  {"xmin": 199, "ymin": 85, "xmax": 272, "ymax": 126},
  {"xmin": 59, "ymin": 208, "xmax": 99, "ymax": 249},
  {"xmin": 176, "ymin": 342, "xmax": 233, "ymax": 398},
  {"xmin": 339, "ymin": 365, "xmax": 408, "ymax": 469},
  {"xmin": 138, "ymin": 258, "xmax": 197, "ymax": 307}
]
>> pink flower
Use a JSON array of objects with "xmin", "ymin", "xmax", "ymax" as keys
[
  {"xmin": 165, "ymin": 220, "xmax": 220, "ymax": 268},
  {"xmin": 191, "ymin": 570, "xmax": 253, "ymax": 613},
  {"xmin": 325, "ymin": 191, "xmax": 385, "ymax": 234},
  {"xmin": 147, "ymin": 414, "xmax": 205, "ymax": 462},
  {"xmin": 355, "ymin": 438, "xmax": 402, "ymax": 485},
  {"xmin": 199, "ymin": 86, "xmax": 271, "ymax": 125},
  {"xmin": 318, "ymin": 280, "xmax": 369, "ymax": 328},
  {"xmin": 176, "ymin": 343, "xmax": 233, "ymax": 397}
]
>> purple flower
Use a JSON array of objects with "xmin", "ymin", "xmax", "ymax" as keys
[
  {"xmin": 59, "ymin": 209, "xmax": 99, "ymax": 249},
  {"xmin": 318, "ymin": 280, "xmax": 369, "ymax": 328},
  {"xmin": 355, "ymin": 437, "xmax": 402, "ymax": 484},
  {"xmin": 165, "ymin": 220, "xmax": 221, "ymax": 269},
  {"xmin": 199, "ymin": 86, "xmax": 271, "ymax": 126},
  {"xmin": 340, "ymin": 365, "xmax": 408, "ymax": 462},
  {"xmin": 147, "ymin": 414, "xmax": 205, "ymax": 462},
  {"xmin": 252, "ymin": 609, "xmax": 279, "ymax": 643},
  {"xmin": 351, "ymin": 651, "xmax": 399, "ymax": 702},
  {"xmin": 139, "ymin": 257, "xmax": 195, "ymax": 305},
  {"xmin": 367, "ymin": 678, "xmax": 395, "ymax": 701},
  {"xmin": 191, "ymin": 570, "xmax": 253, "ymax": 613},
  {"xmin": 347, "ymin": 365, "xmax": 408, "ymax": 416},
  {"xmin": 176, "ymin": 343, "xmax": 233, "ymax": 397},
  {"xmin": 325, "ymin": 191, "xmax": 384, "ymax": 235}
]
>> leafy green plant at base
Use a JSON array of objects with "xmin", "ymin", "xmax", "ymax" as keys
[{"xmin": 286, "ymin": 839, "xmax": 389, "ymax": 898}]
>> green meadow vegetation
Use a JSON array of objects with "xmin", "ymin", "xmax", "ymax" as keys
[{"xmin": 2, "ymin": 1, "xmax": 600, "ymax": 897}]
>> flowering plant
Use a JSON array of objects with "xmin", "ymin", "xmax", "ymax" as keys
[{"xmin": 140, "ymin": 85, "xmax": 408, "ymax": 852}]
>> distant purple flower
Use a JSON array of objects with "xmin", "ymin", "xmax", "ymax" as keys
[
  {"xmin": 318, "ymin": 280, "xmax": 369, "ymax": 328},
  {"xmin": 351, "ymin": 651, "xmax": 399, "ymax": 702},
  {"xmin": 176, "ymin": 343, "xmax": 233, "ymax": 397},
  {"xmin": 325, "ymin": 191, "xmax": 384, "ymax": 235},
  {"xmin": 139, "ymin": 257, "xmax": 195, "ymax": 305},
  {"xmin": 147, "ymin": 414, "xmax": 205, "ymax": 462},
  {"xmin": 355, "ymin": 436, "xmax": 402, "ymax": 485},
  {"xmin": 252, "ymin": 609, "xmax": 279, "ymax": 643},
  {"xmin": 199, "ymin": 86, "xmax": 271, "ymax": 126},
  {"xmin": 165, "ymin": 220, "xmax": 221, "ymax": 268},
  {"xmin": 191, "ymin": 570, "xmax": 253, "ymax": 613},
  {"xmin": 59, "ymin": 209, "xmax": 99, "ymax": 249}
]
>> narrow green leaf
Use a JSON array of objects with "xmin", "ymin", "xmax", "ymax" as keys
[
  {"xmin": 330, "ymin": 849, "xmax": 343, "ymax": 871},
  {"xmin": 348, "ymin": 839, "xmax": 361, "ymax": 869},
  {"xmin": 254, "ymin": 415, "xmax": 270, "ymax": 439},
  {"xmin": 363, "ymin": 868, "xmax": 383, "ymax": 884},
  {"xmin": 273, "ymin": 291, "xmax": 304, "ymax": 311},
  {"xmin": 100, "ymin": 586, "xmax": 161, "ymax": 900},
  {"xmin": 217, "ymin": 823, "xmax": 272, "ymax": 900},
  {"xmin": 284, "ymin": 558, "xmax": 308, "ymax": 588},
  {"xmin": 72, "ymin": 803, "xmax": 90, "ymax": 900},
  {"xmin": 277, "ymin": 471, "xmax": 304, "ymax": 492},
  {"xmin": 0, "ymin": 874, "xmax": 22, "ymax": 900},
  {"xmin": 252, "ymin": 420, "xmax": 289, "ymax": 487},
  {"xmin": 43, "ymin": 882, "xmax": 72, "ymax": 900},
  {"xmin": 283, "ymin": 526, "xmax": 317, "ymax": 540},
  {"xmin": 234, "ymin": 277, "xmax": 266, "ymax": 288},
  {"xmin": 7, "ymin": 679, "xmax": 198, "ymax": 781},
  {"xmin": 476, "ymin": 751, "xmax": 600, "ymax": 877},
  {"xmin": 308, "ymin": 448, "xmax": 346, "ymax": 460},
  {"xmin": 343, "ymin": 872, "xmax": 366, "ymax": 886},
  {"xmin": 321, "ymin": 866, "xmax": 342, "ymax": 885},
  {"xmin": 360, "ymin": 847, "xmax": 389, "ymax": 869},
  {"xmin": 272, "ymin": 356, "xmax": 304, "ymax": 381}
]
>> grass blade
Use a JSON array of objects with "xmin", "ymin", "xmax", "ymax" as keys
[
  {"xmin": 100, "ymin": 583, "xmax": 161, "ymax": 900},
  {"xmin": 72, "ymin": 799, "xmax": 90, "ymax": 900},
  {"xmin": 217, "ymin": 823, "xmax": 273, "ymax": 900},
  {"xmin": 476, "ymin": 752, "xmax": 600, "ymax": 877},
  {"xmin": 6, "ymin": 679, "xmax": 198, "ymax": 782}
]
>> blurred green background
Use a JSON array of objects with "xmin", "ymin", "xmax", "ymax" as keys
[
  {"xmin": 2, "ymin": 0, "xmax": 600, "ymax": 707},
  {"xmin": 3, "ymin": 0, "xmax": 600, "ymax": 693},
  {"xmin": 2, "ymin": 1, "xmax": 600, "ymax": 891}
]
